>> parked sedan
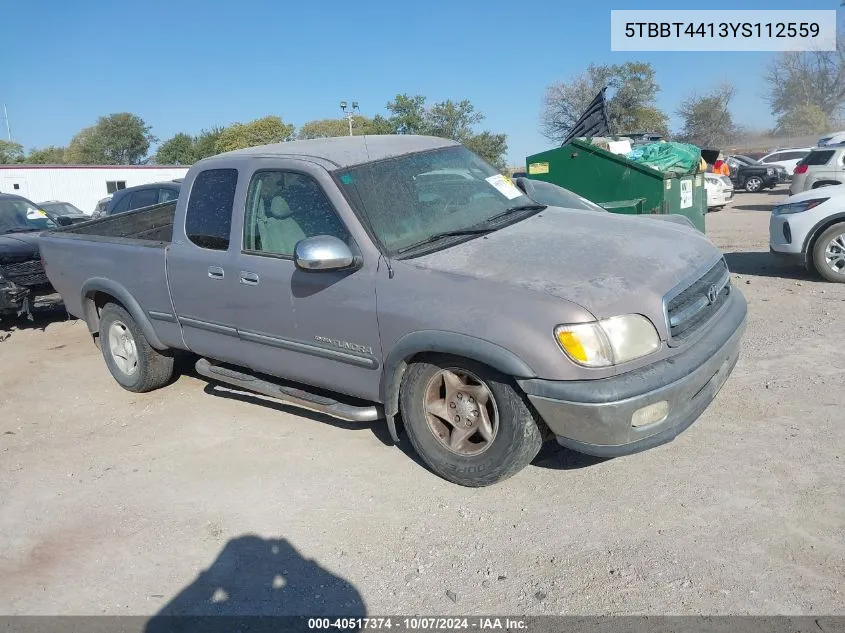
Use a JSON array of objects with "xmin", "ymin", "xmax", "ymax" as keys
[
  {"xmin": 770, "ymin": 184, "xmax": 845, "ymax": 282},
  {"xmin": 37, "ymin": 200, "xmax": 90, "ymax": 226},
  {"xmin": 704, "ymin": 174, "xmax": 734, "ymax": 211},
  {"xmin": 93, "ymin": 181, "xmax": 181, "ymax": 218}
]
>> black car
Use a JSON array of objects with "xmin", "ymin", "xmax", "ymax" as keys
[
  {"xmin": 95, "ymin": 181, "xmax": 181, "ymax": 218},
  {"xmin": 37, "ymin": 200, "xmax": 90, "ymax": 226},
  {"xmin": 0, "ymin": 194, "xmax": 57, "ymax": 320},
  {"xmin": 725, "ymin": 155, "xmax": 784, "ymax": 192}
]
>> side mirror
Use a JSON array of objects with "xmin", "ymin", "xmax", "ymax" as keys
[{"xmin": 294, "ymin": 235, "xmax": 356, "ymax": 272}]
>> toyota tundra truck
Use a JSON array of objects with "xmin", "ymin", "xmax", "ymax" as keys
[{"xmin": 38, "ymin": 135, "xmax": 747, "ymax": 487}]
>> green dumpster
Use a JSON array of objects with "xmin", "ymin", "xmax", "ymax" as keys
[{"xmin": 525, "ymin": 138, "xmax": 707, "ymax": 233}]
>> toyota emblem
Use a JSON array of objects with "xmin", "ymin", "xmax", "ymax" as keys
[{"xmin": 707, "ymin": 285, "xmax": 718, "ymax": 304}]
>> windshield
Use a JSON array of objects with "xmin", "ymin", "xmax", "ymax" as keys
[
  {"xmin": 334, "ymin": 146, "xmax": 535, "ymax": 254},
  {"xmin": 41, "ymin": 202, "xmax": 84, "ymax": 216},
  {"xmin": 517, "ymin": 178, "xmax": 606, "ymax": 212},
  {"xmin": 0, "ymin": 198, "xmax": 57, "ymax": 233}
]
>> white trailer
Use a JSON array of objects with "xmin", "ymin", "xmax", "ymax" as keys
[{"xmin": 0, "ymin": 165, "xmax": 190, "ymax": 215}]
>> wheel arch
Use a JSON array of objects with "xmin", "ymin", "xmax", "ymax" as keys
[
  {"xmin": 379, "ymin": 330, "xmax": 536, "ymax": 419},
  {"xmin": 801, "ymin": 212, "xmax": 845, "ymax": 268},
  {"xmin": 79, "ymin": 278, "xmax": 167, "ymax": 350},
  {"xmin": 811, "ymin": 180, "xmax": 844, "ymax": 189}
]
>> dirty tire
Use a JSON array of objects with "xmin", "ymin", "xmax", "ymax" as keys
[
  {"xmin": 99, "ymin": 302, "xmax": 174, "ymax": 392},
  {"xmin": 744, "ymin": 176, "xmax": 763, "ymax": 192},
  {"xmin": 400, "ymin": 355, "xmax": 543, "ymax": 487},
  {"xmin": 812, "ymin": 222, "xmax": 845, "ymax": 283}
]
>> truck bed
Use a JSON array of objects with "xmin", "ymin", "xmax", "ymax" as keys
[
  {"xmin": 58, "ymin": 201, "xmax": 176, "ymax": 244},
  {"xmin": 38, "ymin": 202, "xmax": 178, "ymax": 336}
]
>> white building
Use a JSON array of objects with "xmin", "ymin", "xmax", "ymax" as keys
[{"xmin": 0, "ymin": 165, "xmax": 190, "ymax": 215}]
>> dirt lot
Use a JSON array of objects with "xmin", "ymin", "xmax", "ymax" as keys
[{"xmin": 1, "ymin": 185, "xmax": 843, "ymax": 618}]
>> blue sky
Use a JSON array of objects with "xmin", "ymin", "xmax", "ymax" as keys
[{"xmin": 3, "ymin": 0, "xmax": 841, "ymax": 165}]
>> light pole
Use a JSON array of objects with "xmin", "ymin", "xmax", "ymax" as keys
[{"xmin": 339, "ymin": 100, "xmax": 359, "ymax": 137}]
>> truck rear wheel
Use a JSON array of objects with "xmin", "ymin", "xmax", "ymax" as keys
[
  {"xmin": 399, "ymin": 355, "xmax": 543, "ymax": 487},
  {"xmin": 99, "ymin": 302, "xmax": 174, "ymax": 392},
  {"xmin": 812, "ymin": 223, "xmax": 845, "ymax": 283}
]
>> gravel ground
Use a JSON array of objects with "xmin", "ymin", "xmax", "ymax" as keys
[{"xmin": 0, "ymin": 185, "xmax": 843, "ymax": 618}]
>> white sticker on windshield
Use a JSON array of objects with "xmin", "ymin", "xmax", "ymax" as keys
[{"xmin": 485, "ymin": 174, "xmax": 523, "ymax": 200}]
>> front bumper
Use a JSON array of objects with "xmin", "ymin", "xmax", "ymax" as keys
[{"xmin": 519, "ymin": 289, "xmax": 747, "ymax": 458}]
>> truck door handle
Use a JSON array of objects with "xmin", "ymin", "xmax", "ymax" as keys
[
  {"xmin": 208, "ymin": 266, "xmax": 225, "ymax": 280},
  {"xmin": 239, "ymin": 271, "xmax": 260, "ymax": 286}
]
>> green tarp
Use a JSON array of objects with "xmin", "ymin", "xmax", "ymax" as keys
[{"xmin": 626, "ymin": 142, "xmax": 702, "ymax": 176}]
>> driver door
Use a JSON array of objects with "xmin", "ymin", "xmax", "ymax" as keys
[{"xmin": 232, "ymin": 161, "xmax": 382, "ymax": 402}]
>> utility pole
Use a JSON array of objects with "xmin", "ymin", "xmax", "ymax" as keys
[
  {"xmin": 339, "ymin": 100, "xmax": 359, "ymax": 137},
  {"xmin": 2, "ymin": 104, "xmax": 10, "ymax": 141}
]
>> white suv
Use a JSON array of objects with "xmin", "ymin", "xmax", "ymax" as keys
[
  {"xmin": 770, "ymin": 185, "xmax": 845, "ymax": 282},
  {"xmin": 790, "ymin": 145, "xmax": 845, "ymax": 195},
  {"xmin": 758, "ymin": 147, "xmax": 813, "ymax": 175}
]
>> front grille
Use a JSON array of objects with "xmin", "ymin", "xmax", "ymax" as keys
[
  {"xmin": 665, "ymin": 259, "xmax": 731, "ymax": 342},
  {"xmin": 0, "ymin": 259, "xmax": 50, "ymax": 287}
]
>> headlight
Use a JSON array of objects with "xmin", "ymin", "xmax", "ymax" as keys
[
  {"xmin": 772, "ymin": 197, "xmax": 829, "ymax": 216},
  {"xmin": 766, "ymin": 168, "xmax": 775, "ymax": 175},
  {"xmin": 555, "ymin": 315, "xmax": 660, "ymax": 367}
]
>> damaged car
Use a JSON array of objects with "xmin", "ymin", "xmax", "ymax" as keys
[{"xmin": 0, "ymin": 194, "xmax": 56, "ymax": 320}]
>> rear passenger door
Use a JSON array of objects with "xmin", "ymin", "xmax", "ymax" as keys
[{"xmin": 167, "ymin": 168, "xmax": 243, "ymax": 363}]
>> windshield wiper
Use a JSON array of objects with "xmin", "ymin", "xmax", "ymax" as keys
[
  {"xmin": 396, "ymin": 228, "xmax": 495, "ymax": 254},
  {"xmin": 0, "ymin": 227, "xmax": 40, "ymax": 234},
  {"xmin": 485, "ymin": 203, "xmax": 547, "ymax": 223}
]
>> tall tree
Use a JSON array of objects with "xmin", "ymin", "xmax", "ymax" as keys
[
  {"xmin": 25, "ymin": 146, "xmax": 66, "ymax": 164},
  {"xmin": 379, "ymin": 94, "xmax": 508, "ymax": 167},
  {"xmin": 386, "ymin": 94, "xmax": 428, "ymax": 134},
  {"xmin": 298, "ymin": 116, "xmax": 372, "ymax": 139},
  {"xmin": 766, "ymin": 43, "xmax": 845, "ymax": 134},
  {"xmin": 0, "ymin": 140, "xmax": 24, "ymax": 164},
  {"xmin": 192, "ymin": 127, "xmax": 224, "ymax": 160},
  {"xmin": 215, "ymin": 116, "xmax": 296, "ymax": 153},
  {"xmin": 154, "ymin": 133, "xmax": 195, "ymax": 165},
  {"xmin": 676, "ymin": 84, "xmax": 740, "ymax": 148},
  {"xmin": 541, "ymin": 62, "xmax": 669, "ymax": 143},
  {"xmin": 65, "ymin": 113, "xmax": 156, "ymax": 164}
]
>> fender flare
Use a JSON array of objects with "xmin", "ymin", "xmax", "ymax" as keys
[
  {"xmin": 801, "ymin": 211, "xmax": 845, "ymax": 265},
  {"xmin": 811, "ymin": 180, "xmax": 843, "ymax": 189},
  {"xmin": 379, "ymin": 330, "xmax": 536, "ymax": 419},
  {"xmin": 79, "ymin": 278, "xmax": 167, "ymax": 350}
]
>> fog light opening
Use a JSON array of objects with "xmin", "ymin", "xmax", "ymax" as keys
[{"xmin": 631, "ymin": 401, "xmax": 669, "ymax": 427}]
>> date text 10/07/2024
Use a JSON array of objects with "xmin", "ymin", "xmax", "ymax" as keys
[
  {"xmin": 308, "ymin": 618, "xmax": 528, "ymax": 630},
  {"xmin": 624, "ymin": 22, "xmax": 820, "ymax": 38}
]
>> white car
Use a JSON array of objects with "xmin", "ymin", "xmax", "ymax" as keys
[
  {"xmin": 818, "ymin": 131, "xmax": 845, "ymax": 146},
  {"xmin": 758, "ymin": 147, "xmax": 813, "ymax": 175},
  {"xmin": 704, "ymin": 173, "xmax": 734, "ymax": 211},
  {"xmin": 770, "ymin": 184, "xmax": 845, "ymax": 282}
]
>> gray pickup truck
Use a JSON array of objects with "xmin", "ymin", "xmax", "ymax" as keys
[{"xmin": 39, "ymin": 135, "xmax": 747, "ymax": 487}]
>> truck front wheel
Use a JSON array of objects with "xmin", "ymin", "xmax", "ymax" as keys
[
  {"xmin": 99, "ymin": 302, "xmax": 174, "ymax": 392},
  {"xmin": 399, "ymin": 355, "xmax": 543, "ymax": 486}
]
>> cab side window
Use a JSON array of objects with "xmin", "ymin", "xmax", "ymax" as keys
[
  {"xmin": 185, "ymin": 169, "xmax": 238, "ymax": 250},
  {"xmin": 243, "ymin": 171, "xmax": 349, "ymax": 257}
]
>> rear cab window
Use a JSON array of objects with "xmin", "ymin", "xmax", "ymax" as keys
[{"xmin": 185, "ymin": 169, "xmax": 238, "ymax": 250}]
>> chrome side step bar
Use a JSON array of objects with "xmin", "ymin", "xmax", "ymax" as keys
[{"xmin": 194, "ymin": 358, "xmax": 382, "ymax": 423}]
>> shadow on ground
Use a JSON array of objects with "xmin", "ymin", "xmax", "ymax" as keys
[
  {"xmin": 724, "ymin": 251, "xmax": 822, "ymax": 281},
  {"xmin": 531, "ymin": 442, "xmax": 608, "ymax": 471},
  {"xmin": 145, "ymin": 535, "xmax": 365, "ymax": 633},
  {"xmin": 0, "ymin": 297, "xmax": 74, "ymax": 342}
]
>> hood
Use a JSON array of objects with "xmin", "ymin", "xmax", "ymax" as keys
[
  {"xmin": 785, "ymin": 184, "xmax": 845, "ymax": 204},
  {"xmin": 409, "ymin": 208, "xmax": 722, "ymax": 325},
  {"xmin": 0, "ymin": 232, "xmax": 41, "ymax": 261}
]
